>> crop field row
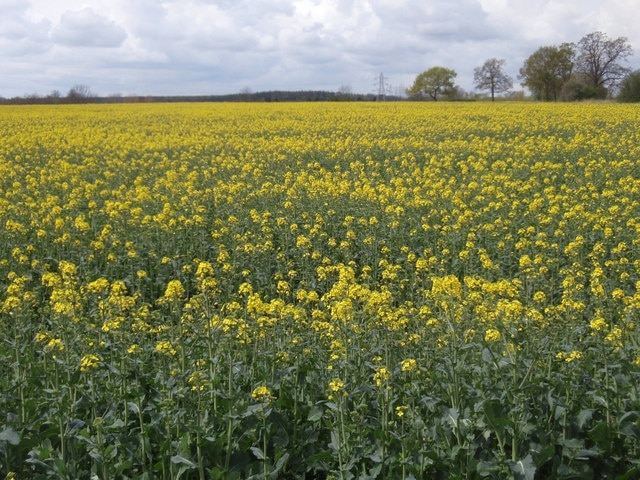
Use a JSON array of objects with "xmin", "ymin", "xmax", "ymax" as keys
[{"xmin": 1, "ymin": 102, "xmax": 640, "ymax": 479}]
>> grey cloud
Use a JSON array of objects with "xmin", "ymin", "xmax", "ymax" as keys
[
  {"xmin": 0, "ymin": 2, "xmax": 51, "ymax": 57},
  {"xmin": 0, "ymin": 0, "xmax": 638, "ymax": 98},
  {"xmin": 52, "ymin": 7, "xmax": 127, "ymax": 48}
]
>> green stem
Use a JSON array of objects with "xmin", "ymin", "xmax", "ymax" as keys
[
  {"xmin": 224, "ymin": 354, "xmax": 234, "ymax": 472},
  {"xmin": 338, "ymin": 395, "xmax": 347, "ymax": 480},
  {"xmin": 137, "ymin": 401, "xmax": 147, "ymax": 471},
  {"xmin": 263, "ymin": 413, "xmax": 268, "ymax": 479}
]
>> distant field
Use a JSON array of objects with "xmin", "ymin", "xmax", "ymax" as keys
[{"xmin": 1, "ymin": 102, "xmax": 640, "ymax": 479}]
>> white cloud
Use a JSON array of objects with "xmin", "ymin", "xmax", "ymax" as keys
[{"xmin": 0, "ymin": 0, "xmax": 638, "ymax": 97}]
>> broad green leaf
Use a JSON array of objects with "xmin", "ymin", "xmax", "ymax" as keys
[
  {"xmin": 577, "ymin": 408, "xmax": 595, "ymax": 429},
  {"xmin": 250, "ymin": 446, "xmax": 265, "ymax": 460},
  {"xmin": 307, "ymin": 404, "xmax": 323, "ymax": 422},
  {"xmin": 170, "ymin": 454, "xmax": 196, "ymax": 468},
  {"xmin": 0, "ymin": 427, "xmax": 20, "ymax": 445},
  {"xmin": 510, "ymin": 454, "xmax": 536, "ymax": 480},
  {"xmin": 477, "ymin": 459, "xmax": 500, "ymax": 476},
  {"xmin": 273, "ymin": 452, "xmax": 290, "ymax": 474}
]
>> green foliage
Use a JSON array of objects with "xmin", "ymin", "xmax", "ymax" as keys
[
  {"xmin": 518, "ymin": 44, "xmax": 574, "ymax": 101},
  {"xmin": 560, "ymin": 74, "xmax": 608, "ymax": 101},
  {"xmin": 618, "ymin": 70, "xmax": 640, "ymax": 102},
  {"xmin": 406, "ymin": 67, "xmax": 457, "ymax": 101}
]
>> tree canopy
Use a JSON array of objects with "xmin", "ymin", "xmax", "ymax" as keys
[
  {"xmin": 518, "ymin": 31, "xmax": 633, "ymax": 100},
  {"xmin": 618, "ymin": 70, "xmax": 640, "ymax": 102},
  {"xmin": 518, "ymin": 44, "xmax": 575, "ymax": 101},
  {"xmin": 406, "ymin": 67, "xmax": 457, "ymax": 101}
]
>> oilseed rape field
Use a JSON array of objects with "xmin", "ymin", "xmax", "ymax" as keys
[{"xmin": 1, "ymin": 101, "xmax": 640, "ymax": 479}]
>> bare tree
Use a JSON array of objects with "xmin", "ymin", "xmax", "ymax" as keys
[
  {"xmin": 239, "ymin": 87, "xmax": 253, "ymax": 101},
  {"xmin": 574, "ymin": 31, "xmax": 632, "ymax": 96},
  {"xmin": 474, "ymin": 58, "xmax": 513, "ymax": 101},
  {"xmin": 66, "ymin": 84, "xmax": 94, "ymax": 103}
]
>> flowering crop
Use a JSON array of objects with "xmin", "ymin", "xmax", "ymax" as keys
[{"xmin": 1, "ymin": 102, "xmax": 640, "ymax": 478}]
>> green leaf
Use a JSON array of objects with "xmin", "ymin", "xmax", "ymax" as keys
[
  {"xmin": 510, "ymin": 454, "xmax": 536, "ymax": 480},
  {"xmin": 250, "ymin": 446, "xmax": 265, "ymax": 460},
  {"xmin": 588, "ymin": 422, "xmax": 611, "ymax": 448},
  {"xmin": 484, "ymin": 399, "xmax": 512, "ymax": 430},
  {"xmin": 534, "ymin": 443, "xmax": 556, "ymax": 467},
  {"xmin": 617, "ymin": 465, "xmax": 640, "ymax": 480},
  {"xmin": 329, "ymin": 429, "xmax": 340, "ymax": 451},
  {"xmin": 307, "ymin": 404, "xmax": 323, "ymax": 422},
  {"xmin": 127, "ymin": 401, "xmax": 140, "ymax": 414},
  {"xmin": 0, "ymin": 427, "xmax": 20, "ymax": 445},
  {"xmin": 477, "ymin": 459, "xmax": 500, "ymax": 476},
  {"xmin": 170, "ymin": 454, "xmax": 196, "ymax": 468},
  {"xmin": 366, "ymin": 453, "xmax": 382, "ymax": 463},
  {"xmin": 273, "ymin": 452, "xmax": 290, "ymax": 475},
  {"xmin": 619, "ymin": 411, "xmax": 640, "ymax": 439},
  {"xmin": 577, "ymin": 409, "xmax": 595, "ymax": 430},
  {"xmin": 272, "ymin": 426, "xmax": 289, "ymax": 448}
]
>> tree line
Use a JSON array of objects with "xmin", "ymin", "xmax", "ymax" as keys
[
  {"xmin": 0, "ymin": 88, "xmax": 396, "ymax": 105},
  {"xmin": 408, "ymin": 31, "xmax": 640, "ymax": 102}
]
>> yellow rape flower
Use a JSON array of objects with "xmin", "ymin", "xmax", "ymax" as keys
[
  {"xmin": 401, "ymin": 358, "xmax": 418, "ymax": 372},
  {"xmin": 396, "ymin": 405, "xmax": 409, "ymax": 418},
  {"xmin": 329, "ymin": 378, "xmax": 345, "ymax": 393},
  {"xmin": 373, "ymin": 367, "xmax": 390, "ymax": 387},
  {"xmin": 188, "ymin": 371, "xmax": 210, "ymax": 392},
  {"xmin": 251, "ymin": 385, "xmax": 273, "ymax": 404},
  {"xmin": 160, "ymin": 280, "xmax": 185, "ymax": 305},
  {"xmin": 155, "ymin": 341, "xmax": 177, "ymax": 356},
  {"xmin": 484, "ymin": 328, "xmax": 501, "ymax": 342},
  {"xmin": 556, "ymin": 351, "xmax": 583, "ymax": 363},
  {"xmin": 80, "ymin": 354, "xmax": 100, "ymax": 372}
]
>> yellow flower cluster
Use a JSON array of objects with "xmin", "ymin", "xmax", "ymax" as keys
[
  {"xmin": 155, "ymin": 341, "xmax": 177, "ymax": 356},
  {"xmin": 80, "ymin": 354, "xmax": 100, "ymax": 372},
  {"xmin": 251, "ymin": 385, "xmax": 273, "ymax": 404},
  {"xmin": 373, "ymin": 367, "xmax": 390, "ymax": 387},
  {"xmin": 484, "ymin": 328, "xmax": 502, "ymax": 343},
  {"xmin": 400, "ymin": 358, "xmax": 418, "ymax": 372},
  {"xmin": 329, "ymin": 379, "xmax": 345, "ymax": 393},
  {"xmin": 556, "ymin": 351, "xmax": 583, "ymax": 363}
]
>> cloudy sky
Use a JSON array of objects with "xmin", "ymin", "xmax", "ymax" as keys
[{"xmin": 1, "ymin": 0, "xmax": 639, "ymax": 98}]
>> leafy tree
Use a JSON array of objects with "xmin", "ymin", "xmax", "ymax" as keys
[
  {"xmin": 560, "ymin": 73, "xmax": 606, "ymax": 101},
  {"xmin": 574, "ymin": 31, "xmax": 632, "ymax": 97},
  {"xmin": 473, "ymin": 58, "xmax": 513, "ymax": 101},
  {"xmin": 618, "ymin": 70, "xmax": 640, "ymax": 102},
  {"xmin": 407, "ymin": 67, "xmax": 457, "ymax": 101},
  {"xmin": 519, "ymin": 44, "xmax": 574, "ymax": 101}
]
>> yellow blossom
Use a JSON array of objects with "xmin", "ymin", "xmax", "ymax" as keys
[
  {"xmin": 373, "ymin": 367, "xmax": 390, "ymax": 387},
  {"xmin": 80, "ymin": 354, "xmax": 100, "ymax": 372},
  {"xmin": 484, "ymin": 328, "xmax": 501, "ymax": 342},
  {"xmin": 555, "ymin": 351, "xmax": 583, "ymax": 363},
  {"xmin": 155, "ymin": 341, "xmax": 177, "ymax": 356},
  {"xmin": 251, "ymin": 385, "xmax": 273, "ymax": 403},
  {"xmin": 329, "ymin": 379, "xmax": 345, "ymax": 393},
  {"xmin": 401, "ymin": 358, "xmax": 418, "ymax": 372},
  {"xmin": 396, "ymin": 405, "xmax": 409, "ymax": 418}
]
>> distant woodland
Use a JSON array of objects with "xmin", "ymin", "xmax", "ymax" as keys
[{"xmin": 0, "ymin": 89, "xmax": 398, "ymax": 105}]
